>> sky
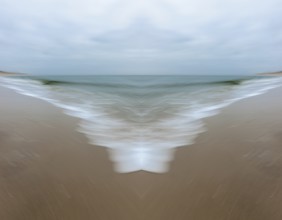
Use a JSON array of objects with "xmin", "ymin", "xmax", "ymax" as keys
[{"xmin": 0, "ymin": 0, "xmax": 282, "ymax": 75}]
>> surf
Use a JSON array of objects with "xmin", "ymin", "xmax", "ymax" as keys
[{"xmin": 1, "ymin": 75, "xmax": 281, "ymax": 173}]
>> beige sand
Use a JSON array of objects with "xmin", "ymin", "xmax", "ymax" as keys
[
  {"xmin": 1, "ymin": 84, "xmax": 282, "ymax": 220},
  {"xmin": 259, "ymin": 71, "xmax": 282, "ymax": 76},
  {"xmin": 0, "ymin": 71, "xmax": 25, "ymax": 76}
]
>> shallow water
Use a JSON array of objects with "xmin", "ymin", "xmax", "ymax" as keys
[{"xmin": 1, "ymin": 75, "xmax": 282, "ymax": 173}]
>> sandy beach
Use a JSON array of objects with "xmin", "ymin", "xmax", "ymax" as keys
[
  {"xmin": 1, "ymin": 84, "xmax": 282, "ymax": 220},
  {"xmin": 0, "ymin": 71, "xmax": 23, "ymax": 76}
]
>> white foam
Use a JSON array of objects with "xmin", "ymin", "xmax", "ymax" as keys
[{"xmin": 1, "ymin": 76, "xmax": 281, "ymax": 173}]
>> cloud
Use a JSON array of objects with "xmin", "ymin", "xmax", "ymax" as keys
[{"xmin": 0, "ymin": 0, "xmax": 281, "ymax": 74}]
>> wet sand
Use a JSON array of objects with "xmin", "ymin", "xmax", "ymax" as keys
[{"xmin": 1, "ymin": 85, "xmax": 282, "ymax": 220}]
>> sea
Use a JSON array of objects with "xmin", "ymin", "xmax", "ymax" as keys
[{"xmin": 1, "ymin": 75, "xmax": 282, "ymax": 173}]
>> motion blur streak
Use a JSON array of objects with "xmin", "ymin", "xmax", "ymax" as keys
[
  {"xmin": 1, "ymin": 75, "xmax": 282, "ymax": 172},
  {"xmin": 1, "ymin": 84, "xmax": 282, "ymax": 219}
]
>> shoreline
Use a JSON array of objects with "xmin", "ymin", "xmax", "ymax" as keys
[
  {"xmin": 1, "ymin": 83, "xmax": 282, "ymax": 219},
  {"xmin": 0, "ymin": 71, "xmax": 25, "ymax": 76}
]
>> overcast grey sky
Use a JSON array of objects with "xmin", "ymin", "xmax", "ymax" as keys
[{"xmin": 0, "ymin": 0, "xmax": 282, "ymax": 75}]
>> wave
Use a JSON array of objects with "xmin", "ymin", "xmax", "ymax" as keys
[
  {"xmin": 17, "ymin": 75, "xmax": 253, "ymax": 88},
  {"xmin": 1, "ymin": 75, "xmax": 282, "ymax": 173}
]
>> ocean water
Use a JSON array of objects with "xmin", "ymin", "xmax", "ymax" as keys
[{"xmin": 1, "ymin": 75, "xmax": 282, "ymax": 173}]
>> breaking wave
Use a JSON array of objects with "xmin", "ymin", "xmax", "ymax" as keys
[{"xmin": 1, "ymin": 75, "xmax": 281, "ymax": 173}]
